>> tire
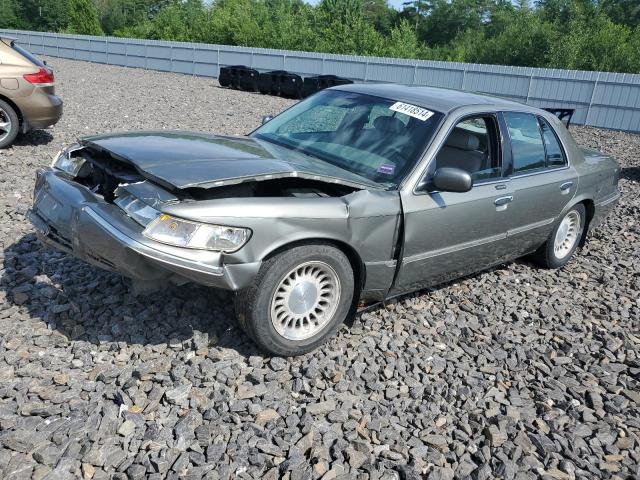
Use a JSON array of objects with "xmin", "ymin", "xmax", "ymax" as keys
[
  {"xmin": 532, "ymin": 203, "xmax": 586, "ymax": 269},
  {"xmin": 234, "ymin": 244, "xmax": 355, "ymax": 356},
  {"xmin": 0, "ymin": 100, "xmax": 20, "ymax": 149}
]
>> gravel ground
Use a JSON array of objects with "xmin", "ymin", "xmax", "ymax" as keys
[{"xmin": 0, "ymin": 57, "xmax": 638, "ymax": 480}]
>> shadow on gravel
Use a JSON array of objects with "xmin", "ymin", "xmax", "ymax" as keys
[
  {"xmin": 620, "ymin": 166, "xmax": 640, "ymax": 181},
  {"xmin": 15, "ymin": 129, "xmax": 54, "ymax": 147},
  {"xmin": 1, "ymin": 233, "xmax": 264, "ymax": 357}
]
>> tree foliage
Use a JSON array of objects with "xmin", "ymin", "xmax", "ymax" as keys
[
  {"xmin": 67, "ymin": 0, "xmax": 104, "ymax": 35},
  {"xmin": 1, "ymin": 0, "xmax": 638, "ymax": 73}
]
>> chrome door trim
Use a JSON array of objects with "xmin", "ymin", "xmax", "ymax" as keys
[
  {"xmin": 509, "ymin": 165, "xmax": 570, "ymax": 180},
  {"xmin": 507, "ymin": 217, "xmax": 555, "ymax": 236},
  {"xmin": 403, "ymin": 232, "xmax": 507, "ymax": 264}
]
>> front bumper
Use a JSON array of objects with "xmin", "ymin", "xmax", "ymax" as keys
[{"xmin": 29, "ymin": 169, "xmax": 261, "ymax": 290}]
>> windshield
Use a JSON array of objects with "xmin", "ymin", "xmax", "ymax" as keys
[{"xmin": 251, "ymin": 90, "xmax": 443, "ymax": 187}]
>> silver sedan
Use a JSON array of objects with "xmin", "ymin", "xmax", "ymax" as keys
[{"xmin": 30, "ymin": 84, "xmax": 620, "ymax": 355}]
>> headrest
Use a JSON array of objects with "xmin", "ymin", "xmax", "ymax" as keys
[
  {"xmin": 446, "ymin": 128, "xmax": 480, "ymax": 151},
  {"xmin": 374, "ymin": 116, "xmax": 405, "ymax": 135}
]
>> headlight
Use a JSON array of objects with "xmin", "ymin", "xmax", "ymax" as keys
[
  {"xmin": 52, "ymin": 144, "xmax": 85, "ymax": 177},
  {"xmin": 143, "ymin": 214, "xmax": 251, "ymax": 252}
]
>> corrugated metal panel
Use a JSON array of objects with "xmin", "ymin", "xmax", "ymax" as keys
[
  {"xmin": 251, "ymin": 52, "xmax": 285, "ymax": 71},
  {"xmin": 366, "ymin": 62, "xmax": 415, "ymax": 84},
  {"xmin": 218, "ymin": 50, "xmax": 252, "ymax": 67},
  {"xmin": 2, "ymin": 29, "xmax": 639, "ymax": 132},
  {"xmin": 414, "ymin": 67, "xmax": 464, "ymax": 89},
  {"xmin": 465, "ymin": 71, "xmax": 530, "ymax": 100},
  {"xmin": 592, "ymin": 82, "xmax": 640, "ymax": 109},
  {"xmin": 283, "ymin": 55, "xmax": 323, "ymax": 75},
  {"xmin": 529, "ymin": 77, "xmax": 594, "ymax": 103},
  {"xmin": 322, "ymin": 58, "xmax": 367, "ymax": 80}
]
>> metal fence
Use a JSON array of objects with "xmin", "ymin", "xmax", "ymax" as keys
[{"xmin": 3, "ymin": 29, "xmax": 640, "ymax": 132}]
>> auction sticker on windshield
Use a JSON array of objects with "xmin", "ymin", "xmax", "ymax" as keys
[{"xmin": 389, "ymin": 102, "xmax": 434, "ymax": 121}]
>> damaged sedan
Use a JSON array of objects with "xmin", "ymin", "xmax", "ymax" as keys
[{"xmin": 29, "ymin": 84, "xmax": 620, "ymax": 355}]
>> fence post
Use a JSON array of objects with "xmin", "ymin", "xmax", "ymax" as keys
[
  {"xmin": 585, "ymin": 72, "xmax": 601, "ymax": 127},
  {"xmin": 525, "ymin": 73, "xmax": 534, "ymax": 105},
  {"xmin": 192, "ymin": 44, "xmax": 196, "ymax": 76}
]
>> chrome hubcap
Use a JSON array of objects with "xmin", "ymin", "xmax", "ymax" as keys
[
  {"xmin": 0, "ymin": 107, "xmax": 12, "ymax": 142},
  {"xmin": 270, "ymin": 261, "xmax": 341, "ymax": 341},
  {"xmin": 554, "ymin": 210, "xmax": 581, "ymax": 259}
]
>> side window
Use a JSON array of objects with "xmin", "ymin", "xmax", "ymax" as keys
[
  {"xmin": 434, "ymin": 115, "xmax": 501, "ymax": 181},
  {"xmin": 503, "ymin": 112, "xmax": 546, "ymax": 173},
  {"xmin": 538, "ymin": 117, "xmax": 566, "ymax": 168}
]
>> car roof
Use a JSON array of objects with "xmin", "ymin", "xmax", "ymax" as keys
[{"xmin": 333, "ymin": 83, "xmax": 535, "ymax": 114}]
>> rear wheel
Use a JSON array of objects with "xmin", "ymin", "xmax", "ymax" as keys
[
  {"xmin": 0, "ymin": 100, "xmax": 19, "ymax": 149},
  {"xmin": 235, "ymin": 244, "xmax": 355, "ymax": 356},
  {"xmin": 532, "ymin": 203, "xmax": 585, "ymax": 269}
]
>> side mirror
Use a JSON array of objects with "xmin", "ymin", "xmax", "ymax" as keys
[
  {"xmin": 431, "ymin": 167, "xmax": 473, "ymax": 193},
  {"xmin": 261, "ymin": 115, "xmax": 274, "ymax": 125}
]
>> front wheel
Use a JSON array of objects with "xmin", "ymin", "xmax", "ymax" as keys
[
  {"xmin": 532, "ymin": 203, "xmax": 585, "ymax": 269},
  {"xmin": 235, "ymin": 244, "xmax": 355, "ymax": 356}
]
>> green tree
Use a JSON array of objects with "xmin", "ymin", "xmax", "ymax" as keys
[
  {"xmin": 314, "ymin": 0, "xmax": 384, "ymax": 55},
  {"xmin": 10, "ymin": 0, "xmax": 639, "ymax": 73},
  {"xmin": 600, "ymin": 0, "xmax": 640, "ymax": 28},
  {"xmin": 549, "ymin": 12, "xmax": 640, "ymax": 72},
  {"xmin": 16, "ymin": 0, "xmax": 70, "ymax": 31},
  {"xmin": 448, "ymin": 6, "xmax": 557, "ymax": 66},
  {"xmin": 67, "ymin": 0, "xmax": 104, "ymax": 35},
  {"xmin": 0, "ymin": 0, "xmax": 25, "ymax": 29},
  {"xmin": 384, "ymin": 19, "xmax": 423, "ymax": 58}
]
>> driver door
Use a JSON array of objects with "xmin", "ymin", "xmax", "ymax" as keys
[{"xmin": 391, "ymin": 114, "xmax": 515, "ymax": 294}]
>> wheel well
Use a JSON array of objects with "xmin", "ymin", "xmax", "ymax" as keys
[
  {"xmin": 579, "ymin": 199, "xmax": 595, "ymax": 246},
  {"xmin": 262, "ymin": 239, "xmax": 365, "ymax": 294},
  {"xmin": 0, "ymin": 94, "xmax": 23, "ymax": 124}
]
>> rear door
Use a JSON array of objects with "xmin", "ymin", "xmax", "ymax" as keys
[{"xmin": 499, "ymin": 112, "xmax": 578, "ymax": 255}]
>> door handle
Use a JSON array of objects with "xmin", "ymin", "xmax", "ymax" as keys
[
  {"xmin": 494, "ymin": 196, "xmax": 513, "ymax": 206},
  {"xmin": 560, "ymin": 181, "xmax": 573, "ymax": 192}
]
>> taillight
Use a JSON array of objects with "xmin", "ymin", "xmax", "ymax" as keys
[{"xmin": 23, "ymin": 67, "xmax": 54, "ymax": 87}]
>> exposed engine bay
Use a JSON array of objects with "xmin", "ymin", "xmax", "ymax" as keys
[{"xmin": 70, "ymin": 145, "xmax": 360, "ymax": 204}]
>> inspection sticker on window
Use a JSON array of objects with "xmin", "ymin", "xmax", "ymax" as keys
[
  {"xmin": 377, "ymin": 164, "xmax": 396, "ymax": 175},
  {"xmin": 389, "ymin": 102, "xmax": 434, "ymax": 121}
]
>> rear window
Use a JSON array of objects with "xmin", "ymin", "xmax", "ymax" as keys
[{"xmin": 11, "ymin": 42, "xmax": 45, "ymax": 67}]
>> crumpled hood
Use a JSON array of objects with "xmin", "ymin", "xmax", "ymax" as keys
[{"xmin": 80, "ymin": 131, "xmax": 380, "ymax": 190}]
